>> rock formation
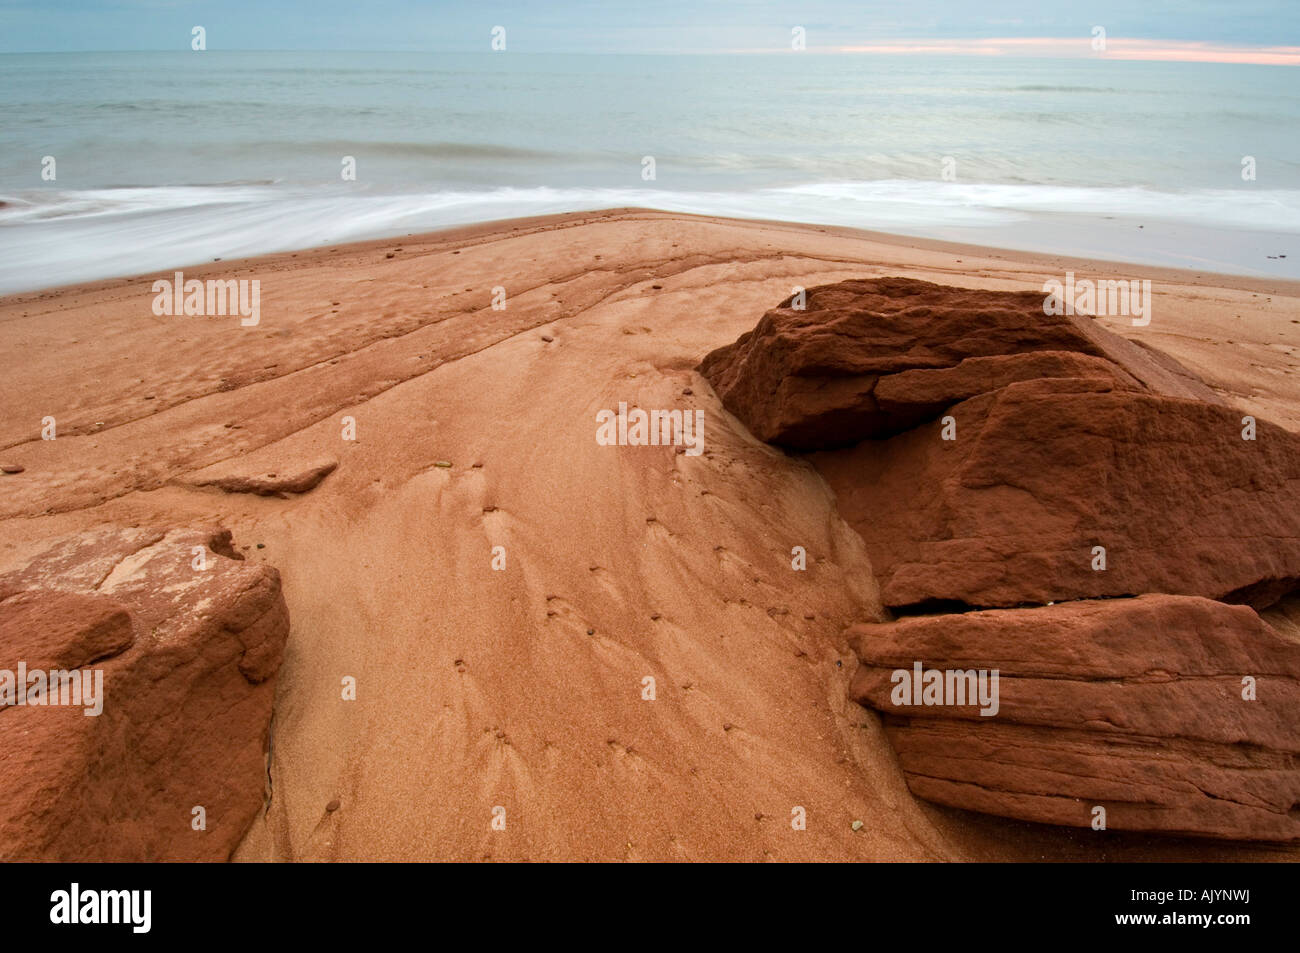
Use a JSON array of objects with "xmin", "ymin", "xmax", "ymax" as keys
[
  {"xmin": 701, "ymin": 277, "xmax": 1300, "ymax": 841},
  {"xmin": 699, "ymin": 276, "xmax": 1221, "ymax": 449},
  {"xmin": 187, "ymin": 457, "xmax": 338, "ymax": 497},
  {"xmin": 0, "ymin": 526, "xmax": 288, "ymax": 860},
  {"xmin": 813, "ymin": 377, "xmax": 1300, "ymax": 611},
  {"xmin": 847, "ymin": 595, "xmax": 1300, "ymax": 841}
]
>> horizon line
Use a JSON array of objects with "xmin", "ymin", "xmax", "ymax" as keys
[{"xmin": 0, "ymin": 38, "xmax": 1297, "ymax": 66}]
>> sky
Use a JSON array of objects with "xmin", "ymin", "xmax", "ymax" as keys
[{"xmin": 1, "ymin": 0, "xmax": 1297, "ymax": 60}]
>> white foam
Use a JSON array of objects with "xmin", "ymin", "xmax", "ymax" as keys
[{"xmin": 1, "ymin": 181, "xmax": 1296, "ymax": 294}]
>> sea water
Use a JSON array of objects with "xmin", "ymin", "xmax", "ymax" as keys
[{"xmin": 1, "ymin": 50, "xmax": 1296, "ymax": 292}]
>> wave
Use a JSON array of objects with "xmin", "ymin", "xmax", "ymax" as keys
[{"xmin": 1, "ymin": 181, "xmax": 1296, "ymax": 293}]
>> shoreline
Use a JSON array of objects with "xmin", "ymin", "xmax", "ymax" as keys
[{"xmin": 6, "ymin": 207, "xmax": 1300, "ymax": 305}]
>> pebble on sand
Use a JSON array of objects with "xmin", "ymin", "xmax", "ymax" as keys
[
  {"xmin": 851, "ymin": 820, "xmax": 864, "ymax": 832},
  {"xmin": 434, "ymin": 460, "xmax": 453, "ymax": 468},
  {"xmin": 326, "ymin": 799, "xmax": 341, "ymax": 813},
  {"xmin": 1, "ymin": 464, "xmax": 24, "ymax": 474}
]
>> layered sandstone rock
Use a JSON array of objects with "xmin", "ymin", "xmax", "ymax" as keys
[
  {"xmin": 703, "ymin": 278, "xmax": 1300, "ymax": 843},
  {"xmin": 699, "ymin": 277, "xmax": 1221, "ymax": 449},
  {"xmin": 848, "ymin": 595, "xmax": 1300, "ymax": 841},
  {"xmin": 814, "ymin": 377, "xmax": 1300, "ymax": 611},
  {"xmin": 0, "ymin": 526, "xmax": 288, "ymax": 860},
  {"xmin": 188, "ymin": 457, "xmax": 338, "ymax": 497}
]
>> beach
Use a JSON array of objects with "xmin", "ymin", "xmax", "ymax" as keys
[{"xmin": 2, "ymin": 208, "xmax": 1296, "ymax": 861}]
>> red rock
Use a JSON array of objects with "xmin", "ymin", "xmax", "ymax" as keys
[
  {"xmin": 704, "ymin": 277, "xmax": 1300, "ymax": 842},
  {"xmin": 0, "ymin": 590, "xmax": 133, "ymax": 671},
  {"xmin": 699, "ymin": 277, "xmax": 1221, "ymax": 448},
  {"xmin": 814, "ymin": 378, "xmax": 1300, "ymax": 610},
  {"xmin": 847, "ymin": 595, "xmax": 1300, "ymax": 841},
  {"xmin": 190, "ymin": 458, "xmax": 337, "ymax": 497},
  {"xmin": 872, "ymin": 350, "xmax": 1140, "ymax": 420},
  {"xmin": 0, "ymin": 526, "xmax": 288, "ymax": 860}
]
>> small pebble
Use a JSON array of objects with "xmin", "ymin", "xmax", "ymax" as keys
[
  {"xmin": 1, "ymin": 464, "xmax": 23, "ymax": 474},
  {"xmin": 434, "ymin": 460, "xmax": 452, "ymax": 468},
  {"xmin": 326, "ymin": 799, "xmax": 341, "ymax": 813},
  {"xmin": 682, "ymin": 387, "xmax": 692, "ymax": 395},
  {"xmin": 586, "ymin": 628, "xmax": 595, "ymax": 636},
  {"xmin": 851, "ymin": 820, "xmax": 864, "ymax": 832},
  {"xmin": 256, "ymin": 543, "xmax": 265, "ymax": 549},
  {"xmin": 541, "ymin": 334, "xmax": 554, "ymax": 342}
]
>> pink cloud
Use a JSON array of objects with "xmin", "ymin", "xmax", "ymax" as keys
[{"xmin": 829, "ymin": 37, "xmax": 1300, "ymax": 66}]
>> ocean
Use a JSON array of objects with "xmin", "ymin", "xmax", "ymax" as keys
[{"xmin": 1, "ymin": 50, "xmax": 1297, "ymax": 292}]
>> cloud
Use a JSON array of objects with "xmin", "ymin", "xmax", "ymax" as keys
[{"xmin": 828, "ymin": 36, "xmax": 1300, "ymax": 65}]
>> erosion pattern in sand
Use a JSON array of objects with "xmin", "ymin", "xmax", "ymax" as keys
[{"xmin": 2, "ymin": 210, "xmax": 1298, "ymax": 861}]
